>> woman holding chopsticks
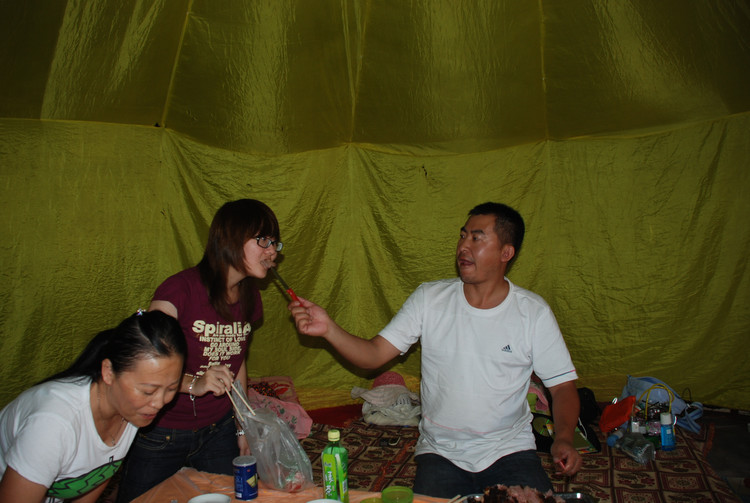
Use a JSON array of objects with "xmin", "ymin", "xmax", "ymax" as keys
[
  {"xmin": 116, "ymin": 199, "xmax": 283, "ymax": 503},
  {"xmin": 0, "ymin": 310, "xmax": 186, "ymax": 503}
]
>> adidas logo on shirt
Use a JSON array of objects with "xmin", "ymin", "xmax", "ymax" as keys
[{"xmin": 501, "ymin": 344, "xmax": 512, "ymax": 353}]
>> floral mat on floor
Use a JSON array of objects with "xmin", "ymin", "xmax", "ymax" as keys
[
  {"xmin": 301, "ymin": 419, "xmax": 420, "ymax": 492},
  {"xmin": 301, "ymin": 419, "xmax": 741, "ymax": 502}
]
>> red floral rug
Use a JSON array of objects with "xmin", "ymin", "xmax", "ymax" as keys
[
  {"xmin": 301, "ymin": 419, "xmax": 741, "ymax": 502},
  {"xmin": 301, "ymin": 419, "xmax": 419, "ymax": 492}
]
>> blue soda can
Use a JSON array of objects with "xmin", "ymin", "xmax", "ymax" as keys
[{"xmin": 233, "ymin": 455, "xmax": 258, "ymax": 500}]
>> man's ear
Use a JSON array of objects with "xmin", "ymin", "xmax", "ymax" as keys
[
  {"xmin": 101, "ymin": 359, "xmax": 115, "ymax": 386},
  {"xmin": 500, "ymin": 244, "xmax": 516, "ymax": 264}
]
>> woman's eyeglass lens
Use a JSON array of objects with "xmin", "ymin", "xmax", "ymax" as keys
[{"xmin": 256, "ymin": 236, "xmax": 283, "ymax": 251}]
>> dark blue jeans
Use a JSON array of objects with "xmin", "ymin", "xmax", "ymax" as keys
[
  {"xmin": 412, "ymin": 450, "xmax": 552, "ymax": 498},
  {"xmin": 116, "ymin": 411, "xmax": 238, "ymax": 502}
]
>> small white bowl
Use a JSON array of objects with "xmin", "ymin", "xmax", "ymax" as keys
[{"xmin": 187, "ymin": 494, "xmax": 232, "ymax": 503}]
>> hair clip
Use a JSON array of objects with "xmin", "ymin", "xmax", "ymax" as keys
[{"xmin": 136, "ymin": 308, "xmax": 146, "ymax": 316}]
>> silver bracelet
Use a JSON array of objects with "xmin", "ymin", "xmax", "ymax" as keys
[
  {"xmin": 236, "ymin": 429, "xmax": 245, "ymax": 437},
  {"xmin": 188, "ymin": 374, "xmax": 198, "ymax": 417}
]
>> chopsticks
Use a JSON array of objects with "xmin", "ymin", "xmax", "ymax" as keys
[
  {"xmin": 226, "ymin": 380, "xmax": 255, "ymax": 416},
  {"xmin": 447, "ymin": 495, "xmax": 462, "ymax": 503}
]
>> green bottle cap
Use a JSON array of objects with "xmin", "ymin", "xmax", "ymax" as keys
[{"xmin": 328, "ymin": 429, "xmax": 340, "ymax": 441}]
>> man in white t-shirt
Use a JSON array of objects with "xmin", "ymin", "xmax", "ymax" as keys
[{"xmin": 289, "ymin": 202, "xmax": 582, "ymax": 497}]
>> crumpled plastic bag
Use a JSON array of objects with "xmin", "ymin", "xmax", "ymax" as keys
[
  {"xmin": 351, "ymin": 383, "xmax": 421, "ymax": 426},
  {"xmin": 245, "ymin": 385, "xmax": 313, "ymax": 439},
  {"xmin": 361, "ymin": 397, "xmax": 421, "ymax": 426},
  {"xmin": 232, "ymin": 386, "xmax": 314, "ymax": 492}
]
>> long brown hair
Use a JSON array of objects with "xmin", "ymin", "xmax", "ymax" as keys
[{"xmin": 197, "ymin": 199, "xmax": 280, "ymax": 320}]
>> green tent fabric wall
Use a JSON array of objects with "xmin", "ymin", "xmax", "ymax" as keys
[{"xmin": 1, "ymin": 1, "xmax": 749, "ymax": 410}]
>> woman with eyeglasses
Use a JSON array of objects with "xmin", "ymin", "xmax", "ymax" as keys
[{"xmin": 116, "ymin": 199, "xmax": 284, "ymax": 503}]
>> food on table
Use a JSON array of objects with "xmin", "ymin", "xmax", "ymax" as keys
[{"xmin": 482, "ymin": 484, "xmax": 564, "ymax": 503}]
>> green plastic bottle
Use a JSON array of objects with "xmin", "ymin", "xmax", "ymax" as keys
[{"xmin": 322, "ymin": 429, "xmax": 349, "ymax": 503}]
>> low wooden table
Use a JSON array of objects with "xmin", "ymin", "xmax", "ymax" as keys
[{"xmin": 131, "ymin": 467, "xmax": 445, "ymax": 503}]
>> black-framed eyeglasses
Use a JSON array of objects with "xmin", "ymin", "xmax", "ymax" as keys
[{"xmin": 255, "ymin": 236, "xmax": 283, "ymax": 251}]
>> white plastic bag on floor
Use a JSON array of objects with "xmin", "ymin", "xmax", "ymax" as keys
[
  {"xmin": 231, "ymin": 385, "xmax": 314, "ymax": 492},
  {"xmin": 351, "ymin": 371, "xmax": 421, "ymax": 426}
]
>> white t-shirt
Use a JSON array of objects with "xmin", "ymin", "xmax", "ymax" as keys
[
  {"xmin": 0, "ymin": 379, "xmax": 137, "ymax": 502},
  {"xmin": 380, "ymin": 277, "xmax": 577, "ymax": 472}
]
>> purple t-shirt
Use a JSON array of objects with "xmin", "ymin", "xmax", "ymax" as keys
[{"xmin": 151, "ymin": 267, "xmax": 261, "ymax": 429}]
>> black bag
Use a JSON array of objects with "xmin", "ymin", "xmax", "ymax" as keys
[
  {"xmin": 532, "ymin": 387, "xmax": 602, "ymax": 453},
  {"xmin": 578, "ymin": 387, "xmax": 601, "ymax": 425}
]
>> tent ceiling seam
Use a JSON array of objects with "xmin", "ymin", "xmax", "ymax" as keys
[
  {"xmin": 538, "ymin": 0, "xmax": 549, "ymax": 142},
  {"xmin": 160, "ymin": 0, "xmax": 194, "ymax": 128}
]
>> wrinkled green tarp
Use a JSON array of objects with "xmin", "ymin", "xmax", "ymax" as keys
[{"xmin": 1, "ymin": 0, "xmax": 749, "ymax": 409}]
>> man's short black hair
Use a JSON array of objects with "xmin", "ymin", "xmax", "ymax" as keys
[{"xmin": 468, "ymin": 202, "xmax": 525, "ymax": 266}]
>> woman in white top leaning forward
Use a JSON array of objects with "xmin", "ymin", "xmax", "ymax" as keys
[{"xmin": 0, "ymin": 310, "xmax": 186, "ymax": 503}]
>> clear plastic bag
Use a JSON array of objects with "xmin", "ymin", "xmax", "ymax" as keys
[
  {"xmin": 232, "ymin": 385, "xmax": 315, "ymax": 492},
  {"xmin": 614, "ymin": 432, "xmax": 655, "ymax": 464}
]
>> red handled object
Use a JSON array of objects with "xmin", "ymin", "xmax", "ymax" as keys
[{"xmin": 269, "ymin": 267, "xmax": 300, "ymax": 302}]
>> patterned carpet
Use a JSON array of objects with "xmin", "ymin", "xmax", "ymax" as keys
[
  {"xmin": 300, "ymin": 419, "xmax": 742, "ymax": 502},
  {"xmin": 301, "ymin": 419, "xmax": 420, "ymax": 492}
]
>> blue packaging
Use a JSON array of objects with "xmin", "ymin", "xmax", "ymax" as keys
[
  {"xmin": 660, "ymin": 413, "xmax": 676, "ymax": 451},
  {"xmin": 606, "ymin": 429, "xmax": 624, "ymax": 447},
  {"xmin": 233, "ymin": 455, "xmax": 258, "ymax": 500}
]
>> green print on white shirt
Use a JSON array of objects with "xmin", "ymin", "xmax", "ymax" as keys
[{"xmin": 47, "ymin": 459, "xmax": 121, "ymax": 500}]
